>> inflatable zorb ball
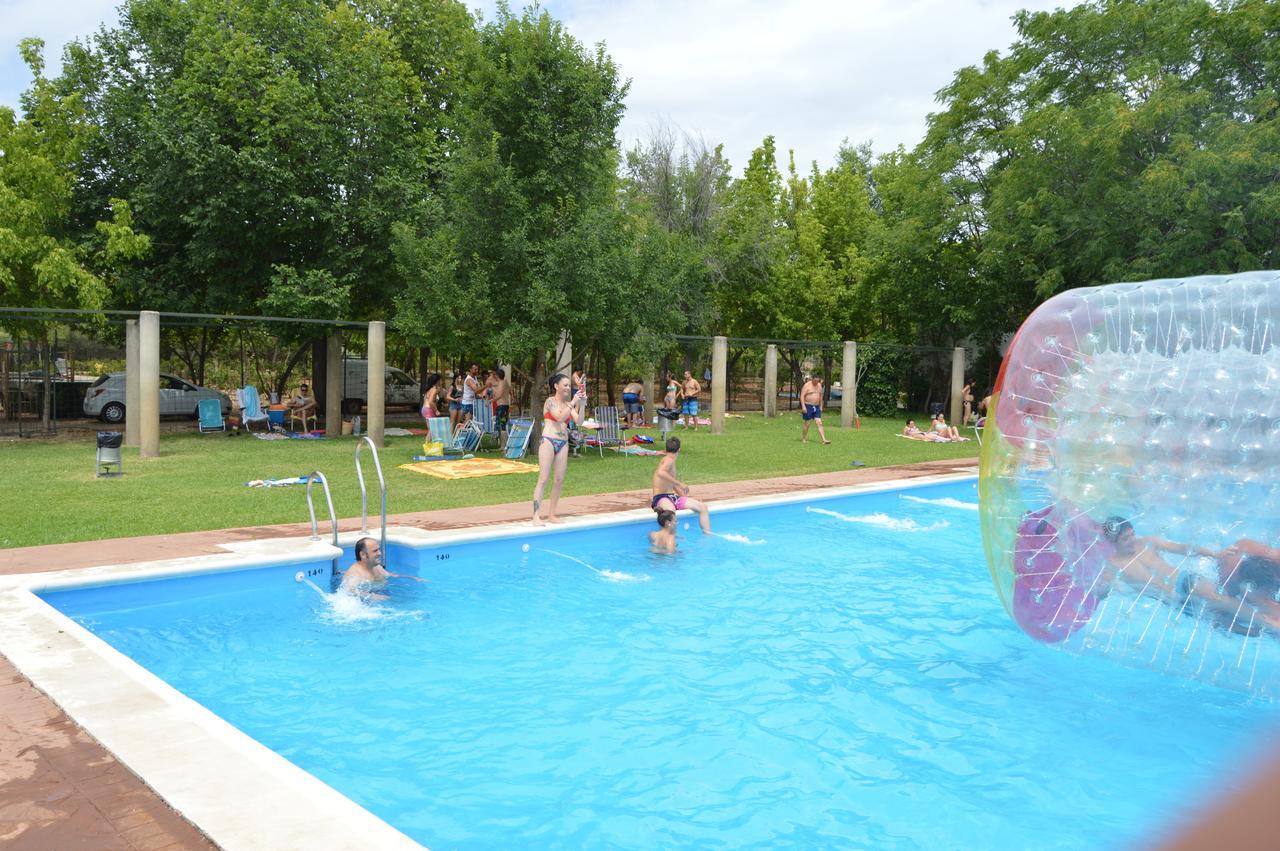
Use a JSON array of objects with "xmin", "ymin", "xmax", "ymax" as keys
[{"xmin": 980, "ymin": 271, "xmax": 1280, "ymax": 694}]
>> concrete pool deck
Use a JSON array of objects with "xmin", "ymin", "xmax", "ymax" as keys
[{"xmin": 0, "ymin": 458, "xmax": 977, "ymax": 849}]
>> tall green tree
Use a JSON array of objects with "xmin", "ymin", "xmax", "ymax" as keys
[
  {"xmin": 59, "ymin": 0, "xmax": 472, "ymax": 380},
  {"xmin": 392, "ymin": 4, "xmax": 627, "ymax": 398},
  {"xmin": 0, "ymin": 39, "xmax": 148, "ymax": 423}
]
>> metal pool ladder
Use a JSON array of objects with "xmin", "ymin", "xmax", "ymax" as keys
[
  {"xmin": 305, "ymin": 470, "xmax": 340, "ymax": 576},
  {"xmin": 354, "ymin": 436, "xmax": 388, "ymax": 566}
]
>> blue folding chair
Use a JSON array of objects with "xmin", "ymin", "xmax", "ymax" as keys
[
  {"xmin": 198, "ymin": 398, "xmax": 225, "ymax": 433},
  {"xmin": 504, "ymin": 418, "xmax": 534, "ymax": 459},
  {"xmin": 236, "ymin": 387, "xmax": 271, "ymax": 433}
]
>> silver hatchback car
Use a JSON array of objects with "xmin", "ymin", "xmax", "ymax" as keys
[{"xmin": 83, "ymin": 372, "xmax": 232, "ymax": 423}]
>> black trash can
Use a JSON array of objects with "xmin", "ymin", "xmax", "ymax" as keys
[{"xmin": 96, "ymin": 431, "xmax": 123, "ymax": 477}]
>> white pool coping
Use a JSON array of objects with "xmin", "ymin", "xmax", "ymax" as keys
[{"xmin": 0, "ymin": 471, "xmax": 976, "ymax": 851}]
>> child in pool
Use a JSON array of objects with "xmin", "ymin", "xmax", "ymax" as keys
[{"xmin": 649, "ymin": 509, "xmax": 678, "ymax": 553}]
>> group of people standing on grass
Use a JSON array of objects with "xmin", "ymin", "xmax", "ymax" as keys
[{"xmin": 421, "ymin": 363, "xmax": 513, "ymax": 434}]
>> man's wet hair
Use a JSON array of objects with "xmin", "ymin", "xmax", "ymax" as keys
[
  {"xmin": 495, "ymin": 368, "xmax": 505, "ymax": 380},
  {"xmin": 1101, "ymin": 516, "xmax": 1133, "ymax": 542},
  {"xmin": 656, "ymin": 509, "xmax": 676, "ymax": 528},
  {"xmin": 355, "ymin": 537, "xmax": 376, "ymax": 561},
  {"xmin": 1224, "ymin": 556, "xmax": 1280, "ymax": 599},
  {"xmin": 665, "ymin": 436, "xmax": 681, "ymax": 453}
]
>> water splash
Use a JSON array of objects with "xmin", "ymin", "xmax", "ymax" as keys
[
  {"xmin": 900, "ymin": 495, "xmax": 980, "ymax": 511},
  {"xmin": 713, "ymin": 532, "xmax": 768, "ymax": 545},
  {"xmin": 296, "ymin": 571, "xmax": 421, "ymax": 624},
  {"xmin": 535, "ymin": 548, "xmax": 651, "ymax": 583},
  {"xmin": 805, "ymin": 506, "xmax": 950, "ymax": 532}
]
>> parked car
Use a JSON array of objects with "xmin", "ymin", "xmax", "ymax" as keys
[
  {"xmin": 83, "ymin": 373, "xmax": 232, "ymax": 423},
  {"xmin": 340, "ymin": 359, "xmax": 420, "ymax": 414}
]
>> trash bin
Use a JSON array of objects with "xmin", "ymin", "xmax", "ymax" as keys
[{"xmin": 96, "ymin": 431, "xmax": 123, "ymax": 478}]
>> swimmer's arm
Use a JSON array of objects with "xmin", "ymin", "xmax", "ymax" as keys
[{"xmin": 1146, "ymin": 537, "xmax": 1215, "ymax": 558}]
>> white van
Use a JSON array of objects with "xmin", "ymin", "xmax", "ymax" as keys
[{"xmin": 341, "ymin": 359, "xmax": 420, "ymax": 413}]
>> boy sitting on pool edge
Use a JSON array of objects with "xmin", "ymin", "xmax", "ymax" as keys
[{"xmin": 650, "ymin": 436, "xmax": 711, "ymax": 533}]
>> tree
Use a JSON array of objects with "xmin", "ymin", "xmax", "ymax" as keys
[
  {"xmin": 59, "ymin": 0, "xmax": 472, "ymax": 381},
  {"xmin": 391, "ymin": 4, "xmax": 628, "ymax": 403},
  {"xmin": 0, "ymin": 39, "xmax": 148, "ymax": 425}
]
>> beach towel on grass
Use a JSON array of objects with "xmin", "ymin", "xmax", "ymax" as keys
[
  {"xmin": 398, "ymin": 457, "xmax": 539, "ymax": 480},
  {"xmin": 246, "ymin": 476, "xmax": 308, "ymax": 487},
  {"xmin": 613, "ymin": 446, "xmax": 663, "ymax": 456}
]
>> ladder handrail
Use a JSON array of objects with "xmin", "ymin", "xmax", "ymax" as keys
[
  {"xmin": 354, "ymin": 436, "xmax": 387, "ymax": 565},
  {"xmin": 305, "ymin": 470, "xmax": 339, "ymax": 546}
]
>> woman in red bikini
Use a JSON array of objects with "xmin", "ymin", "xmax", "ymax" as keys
[{"xmin": 532, "ymin": 373, "xmax": 574, "ymax": 526}]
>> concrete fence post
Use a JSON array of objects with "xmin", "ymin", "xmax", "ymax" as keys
[
  {"xmin": 711, "ymin": 335, "xmax": 727, "ymax": 434},
  {"xmin": 841, "ymin": 340, "xmax": 857, "ymax": 429},
  {"xmin": 763, "ymin": 344, "xmax": 778, "ymax": 418},
  {"xmin": 139, "ymin": 310, "xmax": 160, "ymax": 458},
  {"xmin": 950, "ymin": 346, "xmax": 965, "ymax": 428},
  {"xmin": 368, "ymin": 321, "xmax": 385, "ymax": 448},
  {"xmin": 124, "ymin": 319, "xmax": 139, "ymax": 447}
]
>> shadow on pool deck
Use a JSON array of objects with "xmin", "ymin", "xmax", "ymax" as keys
[{"xmin": 0, "ymin": 459, "xmax": 975, "ymax": 849}]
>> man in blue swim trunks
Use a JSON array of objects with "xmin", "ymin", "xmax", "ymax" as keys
[
  {"xmin": 650, "ymin": 436, "xmax": 711, "ymax": 533},
  {"xmin": 681, "ymin": 370, "xmax": 702, "ymax": 431},
  {"xmin": 799, "ymin": 375, "xmax": 831, "ymax": 445}
]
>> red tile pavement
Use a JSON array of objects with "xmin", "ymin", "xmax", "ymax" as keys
[{"xmin": 0, "ymin": 459, "xmax": 974, "ymax": 849}]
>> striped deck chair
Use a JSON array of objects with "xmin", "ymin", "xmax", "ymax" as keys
[
  {"xmin": 592, "ymin": 405, "xmax": 626, "ymax": 458},
  {"xmin": 453, "ymin": 420, "xmax": 483, "ymax": 453},
  {"xmin": 470, "ymin": 401, "xmax": 500, "ymax": 451},
  {"xmin": 504, "ymin": 418, "xmax": 534, "ymax": 459},
  {"xmin": 426, "ymin": 416, "xmax": 464, "ymax": 454}
]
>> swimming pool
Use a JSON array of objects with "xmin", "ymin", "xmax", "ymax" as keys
[{"xmin": 30, "ymin": 478, "xmax": 1280, "ymax": 848}]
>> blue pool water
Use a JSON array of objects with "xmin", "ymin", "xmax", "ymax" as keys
[{"xmin": 43, "ymin": 480, "xmax": 1279, "ymax": 849}]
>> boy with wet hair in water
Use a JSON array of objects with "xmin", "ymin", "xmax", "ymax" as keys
[{"xmin": 650, "ymin": 509, "xmax": 678, "ymax": 553}]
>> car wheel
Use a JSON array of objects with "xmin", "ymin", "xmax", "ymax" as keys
[{"xmin": 102, "ymin": 402, "xmax": 126, "ymax": 423}]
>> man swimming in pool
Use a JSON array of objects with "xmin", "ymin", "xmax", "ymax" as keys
[
  {"xmin": 649, "ymin": 509, "xmax": 678, "ymax": 553},
  {"xmin": 650, "ymin": 436, "xmax": 711, "ymax": 533},
  {"xmin": 1101, "ymin": 518, "xmax": 1276, "ymax": 632},
  {"xmin": 339, "ymin": 537, "xmax": 425, "ymax": 600}
]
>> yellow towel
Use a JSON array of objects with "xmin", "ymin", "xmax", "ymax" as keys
[{"xmin": 398, "ymin": 457, "xmax": 539, "ymax": 480}]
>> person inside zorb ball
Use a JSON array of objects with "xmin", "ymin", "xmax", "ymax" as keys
[{"xmin": 979, "ymin": 270, "xmax": 1280, "ymax": 694}]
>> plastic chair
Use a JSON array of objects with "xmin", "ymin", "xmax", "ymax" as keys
[
  {"xmin": 198, "ymin": 398, "xmax": 225, "ymax": 433},
  {"xmin": 236, "ymin": 387, "xmax": 271, "ymax": 433}
]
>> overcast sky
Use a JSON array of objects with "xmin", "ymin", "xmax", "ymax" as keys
[{"xmin": 2, "ymin": 0, "xmax": 1067, "ymax": 174}]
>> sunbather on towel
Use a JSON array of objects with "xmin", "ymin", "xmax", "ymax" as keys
[{"xmin": 902, "ymin": 419, "xmax": 945, "ymax": 441}]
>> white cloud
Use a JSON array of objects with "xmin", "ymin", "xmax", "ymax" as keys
[{"xmin": 3, "ymin": 0, "xmax": 1068, "ymax": 176}]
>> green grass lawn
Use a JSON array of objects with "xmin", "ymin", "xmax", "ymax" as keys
[{"xmin": 0, "ymin": 413, "xmax": 977, "ymax": 549}]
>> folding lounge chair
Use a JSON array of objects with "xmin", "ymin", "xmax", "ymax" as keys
[
  {"xmin": 236, "ymin": 387, "xmax": 271, "ymax": 433},
  {"xmin": 591, "ymin": 405, "xmax": 626, "ymax": 458},
  {"xmin": 426, "ymin": 416, "xmax": 465, "ymax": 455},
  {"xmin": 198, "ymin": 398, "xmax": 225, "ymax": 433},
  {"xmin": 504, "ymin": 418, "xmax": 534, "ymax": 459},
  {"xmin": 470, "ymin": 401, "xmax": 500, "ymax": 450},
  {"xmin": 452, "ymin": 420, "xmax": 483, "ymax": 453}
]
